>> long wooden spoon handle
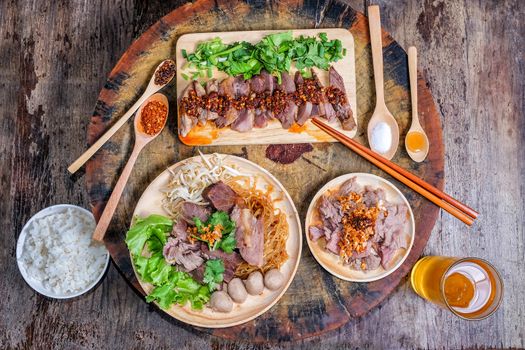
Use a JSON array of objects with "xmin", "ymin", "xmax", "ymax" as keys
[
  {"xmin": 67, "ymin": 94, "xmax": 149, "ymax": 174},
  {"xmin": 368, "ymin": 5, "xmax": 385, "ymax": 107},
  {"xmin": 92, "ymin": 142, "xmax": 143, "ymax": 242},
  {"xmin": 408, "ymin": 46, "xmax": 420, "ymax": 128}
]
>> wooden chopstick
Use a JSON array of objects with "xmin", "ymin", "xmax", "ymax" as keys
[{"xmin": 312, "ymin": 118, "xmax": 477, "ymax": 226}]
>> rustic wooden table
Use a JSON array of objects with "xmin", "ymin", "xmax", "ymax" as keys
[{"xmin": 1, "ymin": 1, "xmax": 523, "ymax": 349}]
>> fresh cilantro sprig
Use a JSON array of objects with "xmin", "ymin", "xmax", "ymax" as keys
[
  {"xmin": 203, "ymin": 259, "xmax": 225, "ymax": 292},
  {"xmin": 192, "ymin": 211, "xmax": 236, "ymax": 253},
  {"xmin": 182, "ymin": 31, "xmax": 345, "ymax": 82}
]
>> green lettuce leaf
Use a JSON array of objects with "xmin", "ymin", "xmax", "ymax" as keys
[{"xmin": 125, "ymin": 214, "xmax": 210, "ymax": 310}]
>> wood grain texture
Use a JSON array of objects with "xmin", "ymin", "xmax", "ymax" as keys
[
  {"xmin": 84, "ymin": 0, "xmax": 444, "ymax": 342},
  {"xmin": 1, "ymin": 0, "xmax": 524, "ymax": 349}
]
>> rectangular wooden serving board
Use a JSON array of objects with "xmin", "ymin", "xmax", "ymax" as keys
[{"xmin": 175, "ymin": 28, "xmax": 356, "ymax": 146}]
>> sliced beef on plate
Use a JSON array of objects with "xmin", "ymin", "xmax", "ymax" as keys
[
  {"xmin": 178, "ymin": 83, "xmax": 197, "ymax": 137},
  {"xmin": 325, "ymin": 230, "xmax": 340, "ymax": 254},
  {"xmin": 329, "ymin": 67, "xmax": 356, "ymax": 131},
  {"xmin": 338, "ymin": 177, "xmax": 362, "ymax": 196},
  {"xmin": 205, "ymin": 79, "xmax": 220, "ymax": 121},
  {"xmin": 231, "ymin": 109, "xmax": 254, "ymax": 132},
  {"xmin": 193, "ymin": 81, "xmax": 208, "ymax": 125},
  {"xmin": 309, "ymin": 225, "xmax": 325, "ymax": 241},
  {"xmin": 163, "ymin": 220, "xmax": 204, "ymax": 272},
  {"xmin": 202, "ymin": 181, "xmax": 239, "ymax": 212},
  {"xmin": 216, "ymin": 77, "xmax": 240, "ymax": 128},
  {"xmin": 318, "ymin": 195, "xmax": 343, "ymax": 236},
  {"xmin": 181, "ymin": 201, "xmax": 210, "ymax": 223},
  {"xmin": 378, "ymin": 246, "xmax": 395, "ymax": 269},
  {"xmin": 362, "ymin": 253, "xmax": 382, "ymax": 270},
  {"xmin": 231, "ymin": 205, "xmax": 264, "ymax": 267},
  {"xmin": 199, "ymin": 245, "xmax": 243, "ymax": 283},
  {"xmin": 362, "ymin": 185, "xmax": 386, "ymax": 207},
  {"xmin": 380, "ymin": 203, "xmax": 408, "ymax": 249}
]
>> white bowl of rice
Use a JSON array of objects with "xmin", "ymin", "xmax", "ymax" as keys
[{"xmin": 16, "ymin": 204, "xmax": 110, "ymax": 299}]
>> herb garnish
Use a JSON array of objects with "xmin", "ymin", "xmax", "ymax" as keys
[
  {"xmin": 192, "ymin": 211, "xmax": 236, "ymax": 253},
  {"xmin": 203, "ymin": 259, "xmax": 225, "ymax": 292},
  {"xmin": 182, "ymin": 31, "xmax": 345, "ymax": 83}
]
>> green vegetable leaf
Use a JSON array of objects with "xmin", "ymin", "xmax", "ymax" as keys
[
  {"xmin": 125, "ymin": 214, "xmax": 172, "ymax": 256},
  {"xmin": 125, "ymin": 215, "xmax": 210, "ymax": 310},
  {"xmin": 203, "ymin": 259, "xmax": 225, "ymax": 292}
]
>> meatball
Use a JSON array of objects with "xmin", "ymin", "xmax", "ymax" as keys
[
  {"xmin": 264, "ymin": 269, "xmax": 285, "ymax": 291},
  {"xmin": 244, "ymin": 271, "xmax": 264, "ymax": 295},
  {"xmin": 227, "ymin": 278, "xmax": 248, "ymax": 303},
  {"xmin": 210, "ymin": 291, "xmax": 233, "ymax": 312}
]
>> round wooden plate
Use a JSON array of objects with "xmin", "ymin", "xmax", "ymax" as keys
[
  {"xmin": 305, "ymin": 173, "xmax": 415, "ymax": 282},
  {"xmin": 130, "ymin": 154, "xmax": 302, "ymax": 328},
  {"xmin": 85, "ymin": 0, "xmax": 445, "ymax": 342}
]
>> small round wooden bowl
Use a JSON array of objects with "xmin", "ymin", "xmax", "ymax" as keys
[
  {"xmin": 305, "ymin": 173, "xmax": 415, "ymax": 282},
  {"xmin": 130, "ymin": 154, "xmax": 302, "ymax": 328}
]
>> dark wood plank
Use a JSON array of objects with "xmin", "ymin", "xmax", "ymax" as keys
[{"xmin": 0, "ymin": 0, "xmax": 523, "ymax": 348}]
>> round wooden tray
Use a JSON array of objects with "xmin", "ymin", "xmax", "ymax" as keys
[{"xmin": 85, "ymin": 0, "xmax": 444, "ymax": 342}]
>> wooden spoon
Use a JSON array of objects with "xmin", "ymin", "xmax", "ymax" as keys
[
  {"xmin": 405, "ymin": 46, "xmax": 430, "ymax": 162},
  {"xmin": 366, "ymin": 5, "xmax": 399, "ymax": 160},
  {"xmin": 68, "ymin": 59, "xmax": 175, "ymax": 174},
  {"xmin": 92, "ymin": 93, "xmax": 168, "ymax": 242}
]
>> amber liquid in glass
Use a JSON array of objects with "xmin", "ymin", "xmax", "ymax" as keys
[{"xmin": 410, "ymin": 257, "xmax": 502, "ymax": 319}]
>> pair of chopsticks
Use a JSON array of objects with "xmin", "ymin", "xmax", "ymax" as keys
[{"xmin": 312, "ymin": 118, "xmax": 478, "ymax": 225}]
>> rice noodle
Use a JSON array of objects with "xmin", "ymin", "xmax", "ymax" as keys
[{"xmin": 226, "ymin": 176, "xmax": 289, "ymax": 278}]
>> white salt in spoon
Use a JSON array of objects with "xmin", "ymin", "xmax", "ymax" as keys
[{"xmin": 366, "ymin": 5, "xmax": 399, "ymax": 160}]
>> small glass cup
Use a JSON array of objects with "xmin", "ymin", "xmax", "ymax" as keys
[{"xmin": 410, "ymin": 256, "xmax": 503, "ymax": 320}]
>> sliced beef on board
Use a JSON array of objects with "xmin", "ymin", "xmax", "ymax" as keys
[
  {"xmin": 193, "ymin": 81, "xmax": 208, "ymax": 125},
  {"xmin": 294, "ymin": 71, "xmax": 314, "ymax": 126},
  {"xmin": 216, "ymin": 77, "xmax": 239, "ymax": 128},
  {"xmin": 274, "ymin": 72, "xmax": 297, "ymax": 128},
  {"xmin": 231, "ymin": 109, "xmax": 255, "ymax": 132},
  {"xmin": 178, "ymin": 83, "xmax": 197, "ymax": 137},
  {"xmin": 311, "ymin": 70, "xmax": 337, "ymax": 122},
  {"xmin": 329, "ymin": 66, "xmax": 356, "ymax": 131},
  {"xmin": 250, "ymin": 74, "xmax": 270, "ymax": 128},
  {"xmin": 163, "ymin": 220, "xmax": 204, "ymax": 272},
  {"xmin": 231, "ymin": 205, "xmax": 264, "ymax": 267},
  {"xmin": 181, "ymin": 201, "xmax": 210, "ymax": 224},
  {"xmin": 205, "ymin": 79, "xmax": 220, "ymax": 121},
  {"xmin": 202, "ymin": 181, "xmax": 240, "ymax": 213},
  {"xmin": 231, "ymin": 76, "xmax": 255, "ymax": 132}
]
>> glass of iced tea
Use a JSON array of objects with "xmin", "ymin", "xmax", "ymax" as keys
[{"xmin": 410, "ymin": 256, "xmax": 503, "ymax": 320}]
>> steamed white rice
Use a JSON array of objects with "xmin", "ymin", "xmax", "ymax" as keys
[{"xmin": 20, "ymin": 208, "xmax": 107, "ymax": 295}]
